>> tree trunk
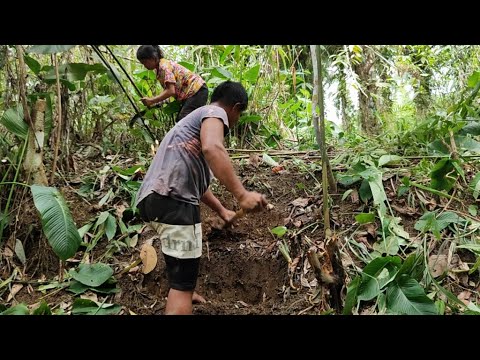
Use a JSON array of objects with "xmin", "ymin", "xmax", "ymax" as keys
[
  {"xmin": 352, "ymin": 46, "xmax": 378, "ymax": 135},
  {"xmin": 24, "ymin": 100, "xmax": 48, "ymax": 186},
  {"xmin": 310, "ymin": 45, "xmax": 337, "ymax": 195}
]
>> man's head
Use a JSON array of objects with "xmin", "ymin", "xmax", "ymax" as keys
[
  {"xmin": 137, "ymin": 45, "xmax": 164, "ymax": 70},
  {"xmin": 210, "ymin": 80, "xmax": 248, "ymax": 127}
]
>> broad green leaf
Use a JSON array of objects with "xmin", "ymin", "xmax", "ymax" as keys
[
  {"xmin": 69, "ymin": 263, "xmax": 113, "ymax": 287},
  {"xmin": 357, "ymin": 256, "xmax": 401, "ymax": 301},
  {"xmin": 239, "ymin": 115, "xmax": 262, "ymax": 124},
  {"xmin": 98, "ymin": 189, "xmax": 113, "ymax": 207},
  {"xmin": 1, "ymin": 106, "xmax": 28, "ymax": 139},
  {"xmin": 15, "ymin": 239, "xmax": 26, "ymax": 265},
  {"xmin": 27, "ymin": 45, "xmax": 75, "ymax": 54},
  {"xmin": 212, "ymin": 67, "xmax": 232, "ymax": 79},
  {"xmin": 467, "ymin": 71, "xmax": 480, "ymax": 88},
  {"xmin": 337, "ymin": 174, "xmax": 362, "ymax": 186},
  {"xmin": 78, "ymin": 223, "xmax": 92, "ymax": 239},
  {"xmin": 0, "ymin": 303, "xmax": 29, "ymax": 315},
  {"xmin": 44, "ymin": 63, "xmax": 107, "ymax": 82},
  {"xmin": 112, "ymin": 165, "xmax": 143, "ymax": 176},
  {"xmin": 359, "ymin": 168, "xmax": 387, "ymax": 206},
  {"xmin": 396, "ymin": 253, "xmax": 423, "ymax": 280},
  {"xmin": 220, "ymin": 45, "xmax": 234, "ymax": 64},
  {"xmin": 470, "ymin": 173, "xmax": 480, "ymax": 200},
  {"xmin": 32, "ymin": 300, "xmax": 52, "ymax": 315},
  {"xmin": 271, "ymin": 226, "xmax": 287, "ymax": 238},
  {"xmin": 468, "ymin": 205, "xmax": 478, "ymax": 217},
  {"xmin": 24, "ymin": 54, "xmax": 41, "ymax": 74},
  {"xmin": 414, "ymin": 211, "xmax": 461, "ymax": 240},
  {"xmin": 71, "ymin": 298, "xmax": 121, "ymax": 315},
  {"xmin": 31, "ymin": 185, "xmax": 82, "ymax": 260},
  {"xmin": 373, "ymin": 235, "xmax": 401, "ymax": 256},
  {"xmin": 355, "ymin": 213, "xmax": 375, "ymax": 224},
  {"xmin": 343, "ymin": 276, "xmax": 361, "ymax": 315},
  {"xmin": 105, "ymin": 214, "xmax": 117, "ymax": 241},
  {"xmin": 378, "ymin": 155, "xmax": 403, "ymax": 167},
  {"xmin": 359, "ymin": 179, "xmax": 372, "ymax": 203},
  {"xmin": 386, "ymin": 275, "xmax": 438, "ymax": 315},
  {"xmin": 460, "ymin": 121, "xmax": 480, "ymax": 136},
  {"xmin": 178, "ymin": 61, "xmax": 195, "ymax": 72},
  {"xmin": 388, "ymin": 216, "xmax": 410, "ymax": 240},
  {"xmin": 244, "ymin": 65, "xmax": 260, "ymax": 83},
  {"xmin": 341, "ymin": 189, "xmax": 353, "ymax": 201},
  {"xmin": 430, "ymin": 158, "xmax": 456, "ymax": 192},
  {"xmin": 95, "ymin": 211, "xmax": 110, "ymax": 229},
  {"xmin": 67, "ymin": 280, "xmax": 90, "ymax": 295}
]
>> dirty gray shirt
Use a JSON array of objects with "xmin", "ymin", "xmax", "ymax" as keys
[{"xmin": 135, "ymin": 105, "xmax": 229, "ymax": 207}]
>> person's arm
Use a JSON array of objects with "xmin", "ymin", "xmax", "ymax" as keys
[
  {"xmin": 201, "ymin": 189, "xmax": 236, "ymax": 222},
  {"xmin": 200, "ymin": 117, "xmax": 267, "ymax": 212},
  {"xmin": 141, "ymin": 82, "xmax": 175, "ymax": 107}
]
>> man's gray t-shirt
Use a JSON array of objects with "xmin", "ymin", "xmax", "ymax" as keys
[{"xmin": 136, "ymin": 105, "xmax": 229, "ymax": 207}]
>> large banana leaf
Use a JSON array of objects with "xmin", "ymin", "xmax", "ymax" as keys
[
  {"xmin": 0, "ymin": 106, "xmax": 28, "ymax": 139},
  {"xmin": 31, "ymin": 185, "xmax": 81, "ymax": 260},
  {"xmin": 26, "ymin": 45, "xmax": 76, "ymax": 54}
]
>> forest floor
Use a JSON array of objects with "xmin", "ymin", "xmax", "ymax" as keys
[{"xmin": 2, "ymin": 149, "xmax": 479, "ymax": 315}]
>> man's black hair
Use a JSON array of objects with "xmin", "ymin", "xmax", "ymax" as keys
[
  {"xmin": 136, "ymin": 45, "xmax": 165, "ymax": 61},
  {"xmin": 211, "ymin": 80, "xmax": 248, "ymax": 111}
]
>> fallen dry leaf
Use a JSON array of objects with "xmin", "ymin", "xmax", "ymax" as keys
[
  {"xmin": 350, "ymin": 189, "xmax": 359, "ymax": 204},
  {"xmin": 80, "ymin": 292, "xmax": 98, "ymax": 303},
  {"xmin": 248, "ymin": 154, "xmax": 261, "ymax": 168},
  {"xmin": 140, "ymin": 243, "xmax": 157, "ymax": 274},
  {"xmin": 7, "ymin": 284, "xmax": 24, "ymax": 302},
  {"xmin": 3, "ymin": 247, "xmax": 13, "ymax": 257},
  {"xmin": 291, "ymin": 197, "xmax": 310, "ymax": 208},
  {"xmin": 428, "ymin": 255, "xmax": 448, "ymax": 278},
  {"xmin": 458, "ymin": 291, "xmax": 471, "ymax": 302}
]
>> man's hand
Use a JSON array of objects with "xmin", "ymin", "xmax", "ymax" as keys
[
  {"xmin": 238, "ymin": 191, "xmax": 267, "ymax": 212},
  {"xmin": 219, "ymin": 209, "xmax": 237, "ymax": 223},
  {"xmin": 140, "ymin": 97, "xmax": 155, "ymax": 108}
]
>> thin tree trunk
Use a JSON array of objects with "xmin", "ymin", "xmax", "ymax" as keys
[
  {"xmin": 24, "ymin": 100, "xmax": 48, "ymax": 186},
  {"xmin": 50, "ymin": 54, "xmax": 62, "ymax": 183}
]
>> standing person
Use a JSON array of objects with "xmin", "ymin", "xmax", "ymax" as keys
[
  {"xmin": 136, "ymin": 45, "xmax": 208, "ymax": 122},
  {"xmin": 136, "ymin": 80, "xmax": 267, "ymax": 315}
]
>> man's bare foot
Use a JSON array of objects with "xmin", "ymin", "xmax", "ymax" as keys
[{"xmin": 192, "ymin": 291, "xmax": 207, "ymax": 304}]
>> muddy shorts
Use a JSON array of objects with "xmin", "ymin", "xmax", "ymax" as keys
[{"xmin": 137, "ymin": 192, "xmax": 202, "ymax": 291}]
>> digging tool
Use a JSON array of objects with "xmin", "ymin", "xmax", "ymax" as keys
[{"xmin": 118, "ymin": 243, "xmax": 158, "ymax": 276}]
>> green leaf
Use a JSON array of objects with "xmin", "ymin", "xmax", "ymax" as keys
[
  {"xmin": 337, "ymin": 174, "xmax": 362, "ymax": 186},
  {"xmin": 15, "ymin": 239, "xmax": 26, "ymax": 265},
  {"xmin": 220, "ymin": 45, "xmax": 234, "ymax": 64},
  {"xmin": 24, "ymin": 54, "xmax": 41, "ymax": 74},
  {"xmin": 244, "ymin": 65, "xmax": 260, "ymax": 83},
  {"xmin": 78, "ymin": 223, "xmax": 92, "ymax": 239},
  {"xmin": 359, "ymin": 179, "xmax": 372, "ymax": 203},
  {"xmin": 271, "ymin": 226, "xmax": 287, "ymax": 238},
  {"xmin": 470, "ymin": 173, "xmax": 480, "ymax": 200},
  {"xmin": 71, "ymin": 298, "xmax": 121, "ymax": 315},
  {"xmin": 386, "ymin": 275, "xmax": 438, "ymax": 315},
  {"xmin": 341, "ymin": 189, "xmax": 353, "ymax": 201},
  {"xmin": 468, "ymin": 205, "xmax": 478, "ymax": 217},
  {"xmin": 378, "ymin": 155, "xmax": 403, "ymax": 167},
  {"xmin": 0, "ymin": 303, "xmax": 30, "ymax": 315},
  {"xmin": 239, "ymin": 115, "xmax": 262, "ymax": 124},
  {"xmin": 95, "ymin": 211, "xmax": 110, "ymax": 229},
  {"xmin": 27, "ymin": 45, "xmax": 76, "ymax": 54},
  {"xmin": 44, "ymin": 63, "xmax": 107, "ymax": 82},
  {"xmin": 467, "ymin": 71, "xmax": 480, "ymax": 88},
  {"xmin": 68, "ymin": 263, "xmax": 113, "ymax": 287},
  {"xmin": 1, "ymin": 106, "xmax": 28, "ymax": 139},
  {"xmin": 357, "ymin": 256, "xmax": 401, "ymax": 301},
  {"xmin": 112, "ymin": 165, "xmax": 143, "ymax": 176},
  {"xmin": 343, "ymin": 276, "xmax": 361, "ymax": 315},
  {"xmin": 355, "ymin": 213, "xmax": 375, "ymax": 224},
  {"xmin": 456, "ymin": 243, "xmax": 480, "ymax": 255},
  {"xmin": 32, "ymin": 300, "xmax": 52, "ymax": 315},
  {"xmin": 373, "ymin": 235, "xmax": 401, "ymax": 256},
  {"xmin": 430, "ymin": 158, "xmax": 456, "ymax": 192},
  {"xmin": 460, "ymin": 121, "xmax": 480, "ymax": 136},
  {"xmin": 67, "ymin": 280, "xmax": 90, "ymax": 295},
  {"xmin": 359, "ymin": 168, "xmax": 387, "ymax": 206},
  {"xmin": 31, "ymin": 185, "xmax": 82, "ymax": 260},
  {"xmin": 212, "ymin": 67, "xmax": 232, "ymax": 79},
  {"xmin": 178, "ymin": 61, "xmax": 195, "ymax": 72},
  {"xmin": 105, "ymin": 214, "xmax": 117, "ymax": 241}
]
